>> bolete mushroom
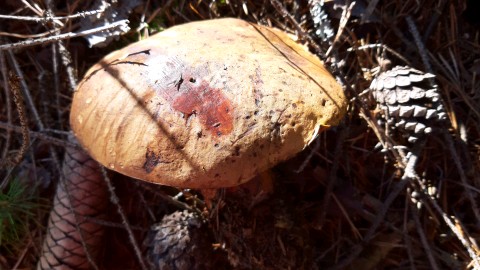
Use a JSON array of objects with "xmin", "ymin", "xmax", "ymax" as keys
[{"xmin": 70, "ymin": 18, "xmax": 346, "ymax": 189}]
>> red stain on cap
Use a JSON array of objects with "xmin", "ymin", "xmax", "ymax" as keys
[
  {"xmin": 171, "ymin": 76, "xmax": 233, "ymax": 137},
  {"xmin": 142, "ymin": 51, "xmax": 234, "ymax": 137}
]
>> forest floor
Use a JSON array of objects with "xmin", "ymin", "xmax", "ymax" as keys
[{"xmin": 1, "ymin": 0, "xmax": 479, "ymax": 269}]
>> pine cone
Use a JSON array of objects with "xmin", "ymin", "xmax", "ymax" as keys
[
  {"xmin": 369, "ymin": 66, "xmax": 446, "ymax": 143},
  {"xmin": 144, "ymin": 210, "xmax": 215, "ymax": 270}
]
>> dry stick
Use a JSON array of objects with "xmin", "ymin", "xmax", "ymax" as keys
[
  {"xmin": 0, "ymin": 20, "xmax": 129, "ymax": 51},
  {"xmin": 422, "ymin": 0, "xmax": 448, "ymax": 43},
  {"xmin": 12, "ymin": 236, "xmax": 33, "ymax": 270},
  {"xmin": 362, "ymin": 0, "xmax": 380, "ymax": 23},
  {"xmin": 444, "ymin": 131, "xmax": 480, "ymax": 226},
  {"xmin": 101, "ymin": 167, "xmax": 148, "ymax": 270},
  {"xmin": 405, "ymin": 16, "xmax": 433, "ymax": 74},
  {"xmin": 317, "ymin": 125, "xmax": 347, "ymax": 229},
  {"xmin": 58, "ymin": 41, "xmax": 77, "ymax": 91},
  {"xmin": 0, "ymin": 50, "xmax": 12, "ymax": 161},
  {"xmin": 295, "ymin": 138, "xmax": 321, "ymax": 173},
  {"xmin": 269, "ymin": 0, "xmax": 354, "ymax": 97},
  {"xmin": 37, "ymin": 136, "xmax": 107, "ymax": 270},
  {"xmin": 416, "ymin": 179, "xmax": 480, "ymax": 269},
  {"xmin": 326, "ymin": 1, "xmax": 355, "ymax": 57},
  {"xmin": 269, "ymin": 0, "xmax": 325, "ymax": 59},
  {"xmin": 19, "ymin": 0, "xmax": 43, "ymax": 17},
  {"xmin": 0, "ymin": 8, "xmax": 106, "ymax": 22},
  {"xmin": 403, "ymin": 195, "xmax": 417, "ymax": 270},
  {"xmin": 42, "ymin": 1, "xmax": 78, "ymax": 91},
  {"xmin": 408, "ymin": 11, "xmax": 480, "ymax": 247},
  {"xmin": 0, "ymin": 122, "xmax": 80, "ymax": 149},
  {"xmin": 330, "ymin": 143, "xmax": 423, "ymax": 270},
  {"xmin": 411, "ymin": 205, "xmax": 441, "ymax": 270},
  {"xmin": 51, "ymin": 39, "xmax": 62, "ymax": 124},
  {"xmin": 43, "ymin": 2, "xmax": 65, "ymax": 124},
  {"xmin": 346, "ymin": 44, "xmax": 412, "ymax": 67}
]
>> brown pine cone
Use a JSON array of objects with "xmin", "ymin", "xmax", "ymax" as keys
[
  {"xmin": 144, "ymin": 210, "xmax": 216, "ymax": 270},
  {"xmin": 369, "ymin": 66, "xmax": 446, "ymax": 143}
]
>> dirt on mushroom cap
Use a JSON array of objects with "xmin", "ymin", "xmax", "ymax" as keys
[{"xmin": 70, "ymin": 18, "xmax": 347, "ymax": 188}]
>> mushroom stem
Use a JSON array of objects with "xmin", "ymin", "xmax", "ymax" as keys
[{"xmin": 37, "ymin": 136, "xmax": 108, "ymax": 270}]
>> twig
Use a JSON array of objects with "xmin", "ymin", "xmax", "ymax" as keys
[
  {"xmin": 0, "ymin": 20, "xmax": 130, "ymax": 51},
  {"xmin": 317, "ymin": 126, "xmax": 347, "ymax": 229},
  {"xmin": 406, "ymin": 16, "xmax": 433, "ymax": 74},
  {"xmin": 330, "ymin": 142, "xmax": 423, "ymax": 269},
  {"xmin": 417, "ymin": 182, "xmax": 480, "ymax": 269},
  {"xmin": 295, "ymin": 138, "xmax": 321, "ymax": 173},
  {"xmin": 0, "ymin": 122, "xmax": 79, "ymax": 149},
  {"xmin": 57, "ymin": 39, "xmax": 77, "ymax": 91},
  {"xmin": 403, "ymin": 196, "xmax": 417, "ymax": 270},
  {"xmin": 443, "ymin": 131, "xmax": 480, "ymax": 226},
  {"xmin": 101, "ymin": 167, "xmax": 148, "ymax": 270},
  {"xmin": 269, "ymin": 0, "xmax": 326, "ymax": 59},
  {"xmin": 347, "ymin": 43, "xmax": 412, "ymax": 66},
  {"xmin": 12, "ymin": 236, "xmax": 33, "ymax": 270},
  {"xmin": 362, "ymin": 0, "xmax": 380, "ymax": 23},
  {"xmin": 0, "ymin": 8, "xmax": 106, "ymax": 22},
  {"xmin": 326, "ymin": 1, "xmax": 355, "ymax": 57},
  {"xmin": 0, "ymin": 50, "xmax": 12, "ymax": 161},
  {"xmin": 411, "ymin": 206, "xmax": 441, "ymax": 270},
  {"xmin": 422, "ymin": 0, "xmax": 447, "ymax": 42}
]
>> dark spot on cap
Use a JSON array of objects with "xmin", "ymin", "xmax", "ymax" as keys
[
  {"xmin": 143, "ymin": 149, "xmax": 162, "ymax": 173},
  {"xmin": 234, "ymin": 146, "xmax": 240, "ymax": 156}
]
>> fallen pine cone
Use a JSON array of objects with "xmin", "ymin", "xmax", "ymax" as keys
[
  {"xmin": 144, "ymin": 210, "xmax": 219, "ymax": 270},
  {"xmin": 37, "ymin": 136, "xmax": 107, "ymax": 269},
  {"xmin": 369, "ymin": 66, "xmax": 446, "ymax": 144}
]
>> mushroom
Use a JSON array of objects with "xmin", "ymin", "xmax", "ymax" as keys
[{"xmin": 70, "ymin": 18, "xmax": 347, "ymax": 190}]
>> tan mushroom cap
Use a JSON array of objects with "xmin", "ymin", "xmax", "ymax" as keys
[{"xmin": 70, "ymin": 18, "xmax": 347, "ymax": 188}]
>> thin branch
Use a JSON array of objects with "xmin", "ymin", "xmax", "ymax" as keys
[
  {"xmin": 101, "ymin": 167, "xmax": 148, "ymax": 270},
  {"xmin": 330, "ymin": 142, "xmax": 423, "ymax": 269},
  {"xmin": 444, "ymin": 131, "xmax": 480, "ymax": 226},
  {"xmin": 0, "ymin": 20, "xmax": 130, "ymax": 51},
  {"xmin": 317, "ymin": 126, "xmax": 347, "ymax": 229},
  {"xmin": 411, "ymin": 206, "xmax": 441, "ymax": 270},
  {"xmin": 269, "ymin": 0, "xmax": 326, "ymax": 59},
  {"xmin": 0, "ymin": 122, "xmax": 79, "ymax": 149},
  {"xmin": 418, "ymin": 183, "xmax": 480, "ymax": 269},
  {"xmin": 406, "ymin": 16, "xmax": 433, "ymax": 74},
  {"xmin": 0, "ymin": 8, "xmax": 106, "ymax": 22},
  {"xmin": 347, "ymin": 43, "xmax": 412, "ymax": 66},
  {"xmin": 0, "ymin": 50, "xmax": 12, "ymax": 161}
]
